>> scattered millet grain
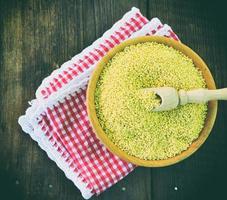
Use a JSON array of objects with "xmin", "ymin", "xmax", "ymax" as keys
[{"xmin": 95, "ymin": 42, "xmax": 207, "ymax": 160}]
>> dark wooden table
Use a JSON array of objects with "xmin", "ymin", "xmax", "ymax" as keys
[{"xmin": 0, "ymin": 0, "xmax": 227, "ymax": 199}]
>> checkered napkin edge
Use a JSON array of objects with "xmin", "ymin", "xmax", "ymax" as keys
[{"xmin": 18, "ymin": 7, "xmax": 179, "ymax": 199}]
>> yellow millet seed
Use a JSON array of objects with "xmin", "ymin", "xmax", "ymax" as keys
[
  {"xmin": 95, "ymin": 42, "xmax": 207, "ymax": 160},
  {"xmin": 137, "ymin": 90, "xmax": 161, "ymax": 110}
]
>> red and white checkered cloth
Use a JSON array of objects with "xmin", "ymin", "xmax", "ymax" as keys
[{"xmin": 18, "ymin": 7, "xmax": 179, "ymax": 199}]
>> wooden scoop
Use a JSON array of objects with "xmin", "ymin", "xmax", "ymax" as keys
[{"xmin": 143, "ymin": 87, "xmax": 227, "ymax": 111}]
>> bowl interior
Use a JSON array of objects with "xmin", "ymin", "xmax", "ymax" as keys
[{"xmin": 87, "ymin": 36, "xmax": 217, "ymax": 167}]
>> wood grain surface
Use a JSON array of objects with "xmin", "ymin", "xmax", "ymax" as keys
[{"xmin": 0, "ymin": 0, "xmax": 226, "ymax": 200}]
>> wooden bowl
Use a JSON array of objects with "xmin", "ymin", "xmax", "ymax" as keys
[{"xmin": 87, "ymin": 36, "xmax": 217, "ymax": 167}]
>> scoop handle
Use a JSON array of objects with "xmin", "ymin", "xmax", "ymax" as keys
[{"xmin": 179, "ymin": 88, "xmax": 227, "ymax": 105}]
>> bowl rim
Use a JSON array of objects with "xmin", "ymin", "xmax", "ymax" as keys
[{"xmin": 86, "ymin": 36, "xmax": 218, "ymax": 167}]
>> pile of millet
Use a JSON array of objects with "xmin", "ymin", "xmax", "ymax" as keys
[{"xmin": 95, "ymin": 42, "xmax": 207, "ymax": 160}]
